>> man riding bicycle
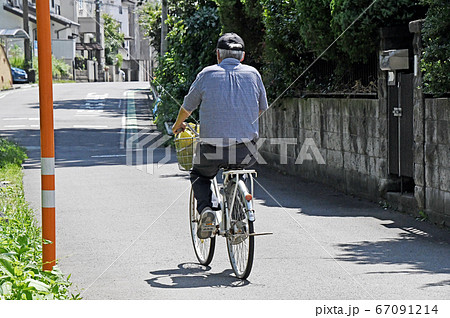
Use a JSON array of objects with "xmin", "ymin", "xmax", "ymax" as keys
[{"xmin": 172, "ymin": 33, "xmax": 268, "ymax": 239}]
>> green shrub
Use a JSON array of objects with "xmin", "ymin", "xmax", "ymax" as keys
[
  {"xmin": 260, "ymin": 0, "xmax": 312, "ymax": 99},
  {"xmin": 215, "ymin": 0, "xmax": 265, "ymax": 67},
  {"xmin": 152, "ymin": 1, "xmax": 221, "ymax": 130},
  {"xmin": 141, "ymin": 0, "xmax": 431, "ymax": 103},
  {"xmin": 7, "ymin": 45, "xmax": 26, "ymax": 69},
  {"xmin": 330, "ymin": 0, "xmax": 423, "ymax": 64},
  {"xmin": 115, "ymin": 53, "xmax": 124, "ymax": 69},
  {"xmin": 0, "ymin": 166, "xmax": 78, "ymax": 299},
  {"xmin": 421, "ymin": 0, "xmax": 450, "ymax": 95},
  {"xmin": 0, "ymin": 138, "xmax": 78, "ymax": 300},
  {"xmin": 297, "ymin": 0, "xmax": 335, "ymax": 58},
  {"xmin": 0, "ymin": 139, "xmax": 27, "ymax": 168},
  {"xmin": 51, "ymin": 56, "xmax": 71, "ymax": 79},
  {"xmin": 9, "ymin": 56, "xmax": 26, "ymax": 69},
  {"xmin": 137, "ymin": 1, "xmax": 162, "ymax": 54}
]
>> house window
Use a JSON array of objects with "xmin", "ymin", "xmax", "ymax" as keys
[
  {"xmin": 51, "ymin": 0, "xmax": 55, "ymax": 8},
  {"xmin": 119, "ymin": 6, "xmax": 123, "ymax": 14}
]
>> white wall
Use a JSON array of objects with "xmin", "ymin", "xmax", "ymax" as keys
[
  {"xmin": 52, "ymin": 39, "xmax": 75, "ymax": 59},
  {"xmin": 77, "ymin": 0, "xmax": 95, "ymax": 18},
  {"xmin": 59, "ymin": 0, "xmax": 78, "ymax": 23},
  {"xmin": 103, "ymin": 0, "xmax": 130, "ymax": 37}
]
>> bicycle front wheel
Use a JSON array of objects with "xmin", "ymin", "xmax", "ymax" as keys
[
  {"xmin": 189, "ymin": 187, "xmax": 215, "ymax": 266},
  {"xmin": 226, "ymin": 182, "xmax": 254, "ymax": 279}
]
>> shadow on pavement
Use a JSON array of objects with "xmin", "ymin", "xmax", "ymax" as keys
[
  {"xmin": 251, "ymin": 164, "xmax": 450, "ymax": 285},
  {"xmin": 0, "ymin": 127, "xmax": 178, "ymax": 169},
  {"xmin": 1, "ymin": 87, "xmax": 165, "ymax": 169},
  {"xmin": 158, "ymin": 172, "xmax": 191, "ymax": 180},
  {"xmin": 336, "ymin": 231, "xmax": 450, "ymax": 276},
  {"xmin": 26, "ymin": 88, "xmax": 152, "ymax": 118},
  {"xmin": 253, "ymin": 164, "xmax": 378, "ymax": 215},
  {"xmin": 145, "ymin": 263, "xmax": 250, "ymax": 289}
]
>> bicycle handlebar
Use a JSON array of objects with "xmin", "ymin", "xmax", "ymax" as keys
[
  {"xmin": 165, "ymin": 122, "xmax": 199, "ymax": 137},
  {"xmin": 175, "ymin": 123, "xmax": 199, "ymax": 137}
]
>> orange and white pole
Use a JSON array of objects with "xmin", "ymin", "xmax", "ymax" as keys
[{"xmin": 36, "ymin": 0, "xmax": 56, "ymax": 271}]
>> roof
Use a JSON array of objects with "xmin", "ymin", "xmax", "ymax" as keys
[
  {"xmin": 0, "ymin": 28, "xmax": 30, "ymax": 39},
  {"xmin": 3, "ymin": 4, "xmax": 80, "ymax": 27},
  {"xmin": 76, "ymin": 43, "xmax": 103, "ymax": 51}
]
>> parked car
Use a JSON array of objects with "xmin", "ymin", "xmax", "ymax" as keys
[{"xmin": 11, "ymin": 67, "xmax": 28, "ymax": 83}]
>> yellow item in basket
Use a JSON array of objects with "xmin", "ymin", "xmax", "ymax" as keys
[
  {"xmin": 175, "ymin": 123, "xmax": 199, "ymax": 170},
  {"xmin": 177, "ymin": 123, "xmax": 198, "ymax": 146}
]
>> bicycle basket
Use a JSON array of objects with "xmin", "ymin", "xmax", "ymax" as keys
[{"xmin": 174, "ymin": 123, "xmax": 199, "ymax": 171}]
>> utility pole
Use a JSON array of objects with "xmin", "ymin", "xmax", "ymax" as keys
[
  {"xmin": 161, "ymin": 0, "xmax": 168, "ymax": 56},
  {"xmin": 95, "ymin": 0, "xmax": 102, "ymax": 81},
  {"xmin": 22, "ymin": 0, "xmax": 32, "ymax": 71}
]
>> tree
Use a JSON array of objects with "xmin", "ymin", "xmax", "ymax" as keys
[
  {"xmin": 141, "ymin": 1, "xmax": 221, "ymax": 131},
  {"xmin": 259, "ymin": 0, "xmax": 312, "ymax": 98},
  {"xmin": 137, "ymin": 1, "xmax": 162, "ymax": 55},
  {"xmin": 215, "ymin": 0, "xmax": 265, "ymax": 67},
  {"xmin": 330, "ymin": 0, "xmax": 425, "ymax": 64},
  {"xmin": 102, "ymin": 13, "xmax": 125, "ymax": 66},
  {"xmin": 296, "ymin": 0, "xmax": 334, "ymax": 59},
  {"xmin": 421, "ymin": 0, "xmax": 450, "ymax": 95}
]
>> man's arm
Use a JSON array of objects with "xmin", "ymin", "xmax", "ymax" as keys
[{"xmin": 172, "ymin": 106, "xmax": 192, "ymax": 134}]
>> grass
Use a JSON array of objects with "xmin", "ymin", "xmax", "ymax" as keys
[
  {"xmin": 53, "ymin": 80, "xmax": 76, "ymax": 84},
  {"xmin": 0, "ymin": 138, "xmax": 79, "ymax": 299}
]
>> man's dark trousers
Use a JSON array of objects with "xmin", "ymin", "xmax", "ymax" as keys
[{"xmin": 190, "ymin": 141, "xmax": 257, "ymax": 213}]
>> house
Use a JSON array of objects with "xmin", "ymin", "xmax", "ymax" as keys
[
  {"xmin": 1, "ymin": 0, "xmax": 150, "ymax": 82},
  {"xmin": 100, "ymin": 0, "xmax": 151, "ymax": 81},
  {"xmin": 127, "ymin": 1, "xmax": 152, "ymax": 82},
  {"xmin": 76, "ymin": 0, "xmax": 151, "ymax": 82},
  {"xmin": 0, "ymin": 0, "xmax": 80, "ymax": 69}
]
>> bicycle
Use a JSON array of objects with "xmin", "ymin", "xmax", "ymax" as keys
[{"xmin": 174, "ymin": 124, "xmax": 264, "ymax": 280}]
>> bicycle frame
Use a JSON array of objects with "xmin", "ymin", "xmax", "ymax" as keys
[{"xmin": 211, "ymin": 169, "xmax": 257, "ymax": 237}]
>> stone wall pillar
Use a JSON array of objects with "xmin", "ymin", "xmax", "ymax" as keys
[{"xmin": 409, "ymin": 20, "xmax": 426, "ymax": 212}]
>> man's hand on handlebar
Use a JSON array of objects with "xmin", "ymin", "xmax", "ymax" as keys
[{"xmin": 172, "ymin": 122, "xmax": 187, "ymax": 135}]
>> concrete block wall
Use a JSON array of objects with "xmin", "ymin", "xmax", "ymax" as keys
[
  {"xmin": 259, "ymin": 97, "xmax": 388, "ymax": 201},
  {"xmin": 259, "ymin": 96, "xmax": 450, "ymax": 226},
  {"xmin": 422, "ymin": 98, "xmax": 450, "ymax": 224}
]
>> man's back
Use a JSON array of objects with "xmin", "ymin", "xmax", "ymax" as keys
[{"xmin": 183, "ymin": 58, "xmax": 268, "ymax": 145}]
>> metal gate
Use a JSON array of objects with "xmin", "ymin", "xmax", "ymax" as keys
[{"xmin": 388, "ymin": 72, "xmax": 414, "ymax": 179}]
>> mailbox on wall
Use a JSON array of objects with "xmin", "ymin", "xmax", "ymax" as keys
[
  {"xmin": 380, "ymin": 49, "xmax": 409, "ymax": 71},
  {"xmin": 380, "ymin": 49, "xmax": 409, "ymax": 86}
]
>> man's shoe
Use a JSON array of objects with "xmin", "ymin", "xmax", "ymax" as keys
[{"xmin": 197, "ymin": 208, "xmax": 216, "ymax": 239}]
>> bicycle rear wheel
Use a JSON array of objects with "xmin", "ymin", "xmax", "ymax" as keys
[
  {"xmin": 189, "ymin": 187, "xmax": 215, "ymax": 266},
  {"xmin": 226, "ymin": 181, "xmax": 254, "ymax": 279}
]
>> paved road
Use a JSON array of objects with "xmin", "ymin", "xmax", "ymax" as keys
[{"xmin": 0, "ymin": 82, "xmax": 449, "ymax": 300}]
